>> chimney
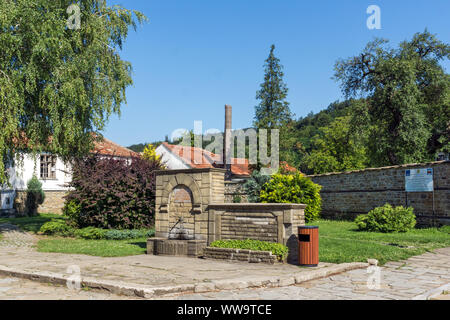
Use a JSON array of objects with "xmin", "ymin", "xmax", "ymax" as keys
[{"xmin": 224, "ymin": 105, "xmax": 232, "ymax": 180}]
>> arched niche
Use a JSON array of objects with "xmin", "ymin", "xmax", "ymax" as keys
[{"xmin": 160, "ymin": 174, "xmax": 202, "ymax": 214}]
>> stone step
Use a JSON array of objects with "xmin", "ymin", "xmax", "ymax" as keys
[{"xmin": 0, "ymin": 209, "xmax": 16, "ymax": 218}]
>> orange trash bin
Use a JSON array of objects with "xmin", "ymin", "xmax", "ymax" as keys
[{"xmin": 298, "ymin": 226, "xmax": 319, "ymax": 267}]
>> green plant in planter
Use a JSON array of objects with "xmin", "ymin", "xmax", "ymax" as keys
[
  {"xmin": 210, "ymin": 239, "xmax": 288, "ymax": 261},
  {"xmin": 26, "ymin": 176, "xmax": 45, "ymax": 216}
]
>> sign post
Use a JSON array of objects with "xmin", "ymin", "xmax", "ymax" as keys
[{"xmin": 405, "ymin": 168, "xmax": 435, "ymax": 224}]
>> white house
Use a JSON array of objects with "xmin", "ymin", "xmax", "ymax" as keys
[
  {"xmin": 0, "ymin": 137, "xmax": 138, "ymax": 216},
  {"xmin": 155, "ymin": 142, "xmax": 251, "ymax": 178}
]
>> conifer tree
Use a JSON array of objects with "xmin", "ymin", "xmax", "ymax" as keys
[{"xmin": 254, "ymin": 45, "xmax": 292, "ymax": 129}]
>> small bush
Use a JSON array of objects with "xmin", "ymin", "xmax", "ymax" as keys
[
  {"xmin": 26, "ymin": 176, "xmax": 45, "ymax": 215},
  {"xmin": 104, "ymin": 229, "xmax": 153, "ymax": 240},
  {"xmin": 40, "ymin": 220, "xmax": 75, "ymax": 237},
  {"xmin": 74, "ymin": 227, "xmax": 107, "ymax": 240},
  {"xmin": 210, "ymin": 239, "xmax": 288, "ymax": 261},
  {"xmin": 438, "ymin": 225, "xmax": 450, "ymax": 234},
  {"xmin": 233, "ymin": 195, "xmax": 242, "ymax": 203},
  {"xmin": 355, "ymin": 204, "xmax": 416, "ymax": 233},
  {"xmin": 260, "ymin": 172, "xmax": 322, "ymax": 222},
  {"xmin": 63, "ymin": 200, "xmax": 81, "ymax": 226}
]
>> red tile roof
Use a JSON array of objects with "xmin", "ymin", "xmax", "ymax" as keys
[
  {"xmin": 280, "ymin": 161, "xmax": 298, "ymax": 174},
  {"xmin": 12, "ymin": 132, "xmax": 138, "ymax": 159},
  {"xmin": 93, "ymin": 137, "xmax": 139, "ymax": 158},
  {"xmin": 162, "ymin": 142, "xmax": 251, "ymax": 177}
]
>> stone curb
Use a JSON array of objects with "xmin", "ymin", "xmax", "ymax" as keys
[
  {"xmin": 412, "ymin": 282, "xmax": 450, "ymax": 300},
  {"xmin": 0, "ymin": 262, "xmax": 368, "ymax": 299}
]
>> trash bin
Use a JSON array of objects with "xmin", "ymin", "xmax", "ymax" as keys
[{"xmin": 298, "ymin": 226, "xmax": 319, "ymax": 267}]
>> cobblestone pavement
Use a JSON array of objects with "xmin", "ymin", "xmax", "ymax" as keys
[
  {"xmin": 160, "ymin": 248, "xmax": 450, "ymax": 300},
  {"xmin": 0, "ymin": 249, "xmax": 333, "ymax": 290},
  {"xmin": 0, "ymin": 248, "xmax": 448, "ymax": 300},
  {"xmin": 1, "ymin": 224, "xmax": 449, "ymax": 300},
  {"xmin": 0, "ymin": 224, "xmax": 35, "ymax": 250},
  {"xmin": 0, "ymin": 276, "xmax": 131, "ymax": 300}
]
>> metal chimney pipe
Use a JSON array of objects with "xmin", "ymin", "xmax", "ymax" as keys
[{"xmin": 224, "ymin": 105, "xmax": 232, "ymax": 180}]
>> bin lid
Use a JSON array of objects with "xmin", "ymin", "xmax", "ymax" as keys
[{"xmin": 298, "ymin": 226, "xmax": 319, "ymax": 229}]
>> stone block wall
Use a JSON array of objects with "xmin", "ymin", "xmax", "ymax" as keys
[
  {"xmin": 154, "ymin": 168, "xmax": 227, "ymax": 241},
  {"xmin": 14, "ymin": 190, "xmax": 67, "ymax": 216},
  {"xmin": 203, "ymin": 247, "xmax": 277, "ymax": 264},
  {"xmin": 38, "ymin": 191, "xmax": 67, "ymax": 214},
  {"xmin": 207, "ymin": 203, "xmax": 306, "ymax": 264},
  {"xmin": 153, "ymin": 168, "xmax": 306, "ymax": 264},
  {"xmin": 224, "ymin": 180, "xmax": 249, "ymax": 203},
  {"xmin": 309, "ymin": 161, "xmax": 450, "ymax": 226}
]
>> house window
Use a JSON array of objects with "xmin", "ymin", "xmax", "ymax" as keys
[{"xmin": 40, "ymin": 155, "xmax": 57, "ymax": 179}]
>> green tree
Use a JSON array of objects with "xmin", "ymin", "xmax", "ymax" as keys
[
  {"xmin": 302, "ymin": 116, "xmax": 369, "ymax": 174},
  {"xmin": 334, "ymin": 30, "xmax": 449, "ymax": 166},
  {"xmin": 285, "ymin": 100, "xmax": 355, "ymax": 173},
  {"xmin": 0, "ymin": 0, "xmax": 147, "ymax": 184},
  {"xmin": 254, "ymin": 45, "xmax": 292, "ymax": 129},
  {"xmin": 260, "ymin": 172, "xmax": 322, "ymax": 222}
]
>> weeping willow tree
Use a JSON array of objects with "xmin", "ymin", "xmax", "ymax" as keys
[{"xmin": 0, "ymin": 0, "xmax": 147, "ymax": 184}]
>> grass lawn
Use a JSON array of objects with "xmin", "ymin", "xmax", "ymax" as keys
[
  {"xmin": 2, "ymin": 214, "xmax": 449, "ymax": 262},
  {"xmin": 308, "ymin": 220, "xmax": 450, "ymax": 265},
  {"xmin": 37, "ymin": 237, "xmax": 148, "ymax": 257},
  {"xmin": 0, "ymin": 213, "xmax": 64, "ymax": 233},
  {"xmin": 0, "ymin": 214, "xmax": 151, "ymax": 257}
]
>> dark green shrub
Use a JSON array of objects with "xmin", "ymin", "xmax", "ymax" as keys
[
  {"xmin": 259, "ymin": 172, "xmax": 322, "ymax": 222},
  {"xmin": 26, "ymin": 176, "xmax": 45, "ymax": 216},
  {"xmin": 210, "ymin": 239, "xmax": 288, "ymax": 261},
  {"xmin": 74, "ymin": 227, "xmax": 107, "ymax": 240},
  {"xmin": 242, "ymin": 170, "xmax": 271, "ymax": 203},
  {"xmin": 355, "ymin": 204, "xmax": 416, "ymax": 233},
  {"xmin": 40, "ymin": 220, "xmax": 75, "ymax": 237}
]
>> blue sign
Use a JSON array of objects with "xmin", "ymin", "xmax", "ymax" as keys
[{"xmin": 405, "ymin": 168, "xmax": 433, "ymax": 192}]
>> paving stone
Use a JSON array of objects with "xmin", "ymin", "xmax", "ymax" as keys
[{"xmin": 0, "ymin": 225, "xmax": 448, "ymax": 300}]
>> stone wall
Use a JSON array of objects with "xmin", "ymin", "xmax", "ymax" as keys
[
  {"xmin": 203, "ymin": 247, "xmax": 277, "ymax": 264},
  {"xmin": 38, "ymin": 191, "xmax": 67, "ymax": 214},
  {"xmin": 207, "ymin": 203, "xmax": 306, "ymax": 264},
  {"xmin": 14, "ymin": 190, "xmax": 67, "ymax": 216},
  {"xmin": 309, "ymin": 161, "xmax": 450, "ymax": 226},
  {"xmin": 152, "ymin": 168, "xmax": 306, "ymax": 264},
  {"xmin": 224, "ymin": 180, "xmax": 249, "ymax": 203},
  {"xmin": 154, "ymin": 168, "xmax": 227, "ymax": 241}
]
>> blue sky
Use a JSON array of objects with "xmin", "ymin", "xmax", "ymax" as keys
[{"xmin": 104, "ymin": 0, "xmax": 450, "ymax": 146}]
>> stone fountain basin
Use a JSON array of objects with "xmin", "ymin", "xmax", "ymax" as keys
[{"xmin": 147, "ymin": 238, "xmax": 206, "ymax": 257}]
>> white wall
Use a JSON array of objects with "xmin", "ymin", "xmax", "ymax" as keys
[
  {"xmin": 8, "ymin": 153, "xmax": 72, "ymax": 191},
  {"xmin": 0, "ymin": 191, "xmax": 15, "ymax": 210},
  {"xmin": 156, "ymin": 145, "xmax": 190, "ymax": 170}
]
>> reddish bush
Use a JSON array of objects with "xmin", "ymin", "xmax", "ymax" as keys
[{"xmin": 65, "ymin": 155, "xmax": 162, "ymax": 229}]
